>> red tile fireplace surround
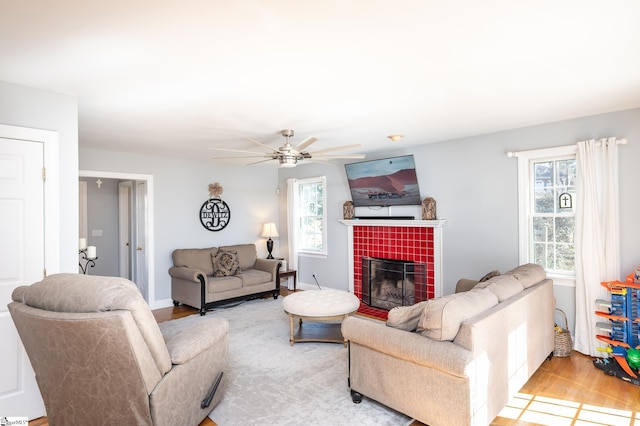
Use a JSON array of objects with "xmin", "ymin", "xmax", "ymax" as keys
[{"xmin": 340, "ymin": 219, "xmax": 446, "ymax": 318}]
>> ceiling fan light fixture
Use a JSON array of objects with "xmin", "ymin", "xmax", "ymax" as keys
[
  {"xmin": 279, "ymin": 156, "xmax": 297, "ymax": 168},
  {"xmin": 388, "ymin": 134, "xmax": 404, "ymax": 142}
]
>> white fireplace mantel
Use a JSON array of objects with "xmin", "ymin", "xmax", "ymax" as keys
[
  {"xmin": 340, "ymin": 219, "xmax": 446, "ymax": 298},
  {"xmin": 339, "ymin": 219, "xmax": 447, "ymax": 228}
]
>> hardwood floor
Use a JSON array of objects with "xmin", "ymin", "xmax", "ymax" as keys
[{"xmin": 30, "ymin": 289, "xmax": 639, "ymax": 426}]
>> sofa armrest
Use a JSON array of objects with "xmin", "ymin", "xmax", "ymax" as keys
[
  {"xmin": 159, "ymin": 315, "xmax": 229, "ymax": 365},
  {"xmin": 253, "ymin": 258, "xmax": 281, "ymax": 278},
  {"xmin": 168, "ymin": 266, "xmax": 206, "ymax": 284},
  {"xmin": 342, "ymin": 316, "xmax": 471, "ymax": 378}
]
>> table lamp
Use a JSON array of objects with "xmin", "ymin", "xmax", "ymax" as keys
[{"xmin": 261, "ymin": 222, "xmax": 279, "ymax": 259}]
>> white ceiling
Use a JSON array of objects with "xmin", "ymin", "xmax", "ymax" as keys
[{"xmin": 2, "ymin": 1, "xmax": 640, "ymax": 165}]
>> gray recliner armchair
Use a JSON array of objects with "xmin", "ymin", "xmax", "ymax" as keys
[{"xmin": 8, "ymin": 273, "xmax": 228, "ymax": 426}]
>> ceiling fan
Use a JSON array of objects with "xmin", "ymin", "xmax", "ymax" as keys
[{"xmin": 209, "ymin": 129, "xmax": 366, "ymax": 167}]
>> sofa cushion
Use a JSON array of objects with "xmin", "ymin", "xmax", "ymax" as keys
[
  {"xmin": 386, "ymin": 301, "xmax": 428, "ymax": 331},
  {"xmin": 239, "ymin": 269, "xmax": 273, "ymax": 287},
  {"xmin": 172, "ymin": 248, "xmax": 218, "ymax": 277},
  {"xmin": 505, "ymin": 263, "xmax": 546, "ymax": 288},
  {"xmin": 212, "ymin": 250, "xmax": 240, "ymax": 277},
  {"xmin": 219, "ymin": 244, "xmax": 257, "ymax": 270},
  {"xmin": 417, "ymin": 288, "xmax": 498, "ymax": 341},
  {"xmin": 474, "ymin": 274, "xmax": 524, "ymax": 302},
  {"xmin": 207, "ymin": 276, "xmax": 242, "ymax": 293}
]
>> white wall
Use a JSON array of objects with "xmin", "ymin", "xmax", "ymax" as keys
[
  {"xmin": 0, "ymin": 81, "xmax": 78, "ymax": 272},
  {"xmin": 79, "ymin": 147, "xmax": 279, "ymax": 305},
  {"xmin": 278, "ymin": 107, "xmax": 640, "ymax": 334}
]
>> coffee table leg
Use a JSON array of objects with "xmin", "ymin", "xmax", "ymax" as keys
[
  {"xmin": 343, "ymin": 314, "xmax": 348, "ymax": 347},
  {"xmin": 289, "ymin": 313, "xmax": 295, "ymax": 346}
]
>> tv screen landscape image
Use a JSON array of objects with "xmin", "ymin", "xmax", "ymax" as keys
[{"xmin": 344, "ymin": 155, "xmax": 421, "ymax": 207}]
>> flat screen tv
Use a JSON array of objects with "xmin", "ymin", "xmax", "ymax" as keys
[{"xmin": 344, "ymin": 155, "xmax": 421, "ymax": 207}]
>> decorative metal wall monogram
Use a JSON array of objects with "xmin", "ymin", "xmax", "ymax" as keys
[{"xmin": 200, "ymin": 182, "xmax": 230, "ymax": 231}]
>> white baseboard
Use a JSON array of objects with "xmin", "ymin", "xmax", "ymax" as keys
[
  {"xmin": 297, "ymin": 281, "xmax": 338, "ymax": 291},
  {"xmin": 150, "ymin": 298, "xmax": 175, "ymax": 310}
]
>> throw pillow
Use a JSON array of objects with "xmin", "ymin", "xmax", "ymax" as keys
[
  {"xmin": 478, "ymin": 270, "xmax": 500, "ymax": 282},
  {"xmin": 417, "ymin": 288, "xmax": 498, "ymax": 341},
  {"xmin": 386, "ymin": 301, "xmax": 428, "ymax": 331},
  {"xmin": 211, "ymin": 250, "xmax": 240, "ymax": 277}
]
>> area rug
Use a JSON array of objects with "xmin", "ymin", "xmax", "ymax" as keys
[{"xmin": 206, "ymin": 297, "xmax": 413, "ymax": 425}]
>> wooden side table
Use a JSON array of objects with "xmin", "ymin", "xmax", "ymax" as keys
[{"xmin": 279, "ymin": 269, "xmax": 297, "ymax": 292}]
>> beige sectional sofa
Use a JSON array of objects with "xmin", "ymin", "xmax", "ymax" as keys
[
  {"xmin": 169, "ymin": 243, "xmax": 281, "ymax": 315},
  {"xmin": 341, "ymin": 264, "xmax": 555, "ymax": 426}
]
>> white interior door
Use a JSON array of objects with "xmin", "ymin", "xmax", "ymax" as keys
[
  {"xmin": 0, "ymin": 137, "xmax": 46, "ymax": 418},
  {"xmin": 118, "ymin": 181, "xmax": 132, "ymax": 279},
  {"xmin": 135, "ymin": 181, "xmax": 148, "ymax": 301}
]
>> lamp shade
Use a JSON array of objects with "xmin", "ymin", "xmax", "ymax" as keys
[{"xmin": 261, "ymin": 222, "xmax": 279, "ymax": 238}]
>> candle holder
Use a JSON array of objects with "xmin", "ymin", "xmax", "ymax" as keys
[{"xmin": 79, "ymin": 249, "xmax": 98, "ymax": 274}]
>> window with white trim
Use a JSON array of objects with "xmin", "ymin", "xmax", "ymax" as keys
[
  {"xmin": 293, "ymin": 176, "xmax": 327, "ymax": 256},
  {"xmin": 516, "ymin": 146, "xmax": 576, "ymax": 281}
]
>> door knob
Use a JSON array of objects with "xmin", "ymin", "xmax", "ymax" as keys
[{"xmin": 137, "ymin": 247, "xmax": 143, "ymax": 251}]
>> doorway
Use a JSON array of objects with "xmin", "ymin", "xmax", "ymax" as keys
[{"xmin": 79, "ymin": 170, "xmax": 154, "ymax": 303}]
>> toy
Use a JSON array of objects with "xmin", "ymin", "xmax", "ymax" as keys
[
  {"xmin": 627, "ymin": 348, "xmax": 640, "ymax": 370},
  {"xmin": 593, "ymin": 357, "xmax": 640, "ymax": 386},
  {"xmin": 625, "ymin": 266, "xmax": 640, "ymax": 284},
  {"xmin": 594, "ymin": 277, "xmax": 640, "ymax": 386}
]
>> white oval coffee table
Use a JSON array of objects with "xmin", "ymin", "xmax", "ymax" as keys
[{"xmin": 282, "ymin": 289, "xmax": 360, "ymax": 346}]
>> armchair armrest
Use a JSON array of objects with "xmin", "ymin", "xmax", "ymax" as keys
[
  {"xmin": 159, "ymin": 315, "xmax": 229, "ymax": 365},
  {"xmin": 342, "ymin": 316, "xmax": 471, "ymax": 378},
  {"xmin": 253, "ymin": 258, "xmax": 281, "ymax": 278},
  {"xmin": 168, "ymin": 266, "xmax": 207, "ymax": 284}
]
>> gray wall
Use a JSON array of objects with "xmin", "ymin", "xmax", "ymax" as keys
[
  {"xmin": 80, "ymin": 177, "xmax": 120, "ymax": 276},
  {"xmin": 278, "ymin": 107, "xmax": 640, "ymax": 334},
  {"xmin": 277, "ymin": 163, "xmax": 353, "ymax": 290},
  {"xmin": 79, "ymin": 148, "xmax": 279, "ymax": 305},
  {"xmin": 0, "ymin": 81, "xmax": 79, "ymax": 272}
]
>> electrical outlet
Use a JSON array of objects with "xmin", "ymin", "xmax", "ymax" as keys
[{"xmin": 91, "ymin": 229, "xmax": 103, "ymax": 237}]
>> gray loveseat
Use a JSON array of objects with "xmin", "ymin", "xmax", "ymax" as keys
[
  {"xmin": 169, "ymin": 243, "xmax": 281, "ymax": 315},
  {"xmin": 342, "ymin": 264, "xmax": 555, "ymax": 426}
]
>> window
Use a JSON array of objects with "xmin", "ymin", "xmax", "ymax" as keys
[
  {"xmin": 516, "ymin": 146, "xmax": 576, "ymax": 284},
  {"xmin": 293, "ymin": 176, "xmax": 327, "ymax": 256}
]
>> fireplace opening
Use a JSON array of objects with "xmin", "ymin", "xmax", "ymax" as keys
[{"xmin": 361, "ymin": 256, "xmax": 427, "ymax": 310}]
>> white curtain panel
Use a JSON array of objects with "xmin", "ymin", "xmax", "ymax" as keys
[
  {"xmin": 286, "ymin": 178, "xmax": 298, "ymax": 290},
  {"xmin": 574, "ymin": 138, "xmax": 620, "ymax": 356}
]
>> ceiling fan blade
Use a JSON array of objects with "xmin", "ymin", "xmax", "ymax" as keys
[
  {"xmin": 246, "ymin": 137, "xmax": 280, "ymax": 153},
  {"xmin": 209, "ymin": 147, "xmax": 265, "ymax": 155},
  {"xmin": 313, "ymin": 154, "xmax": 366, "ymax": 159},
  {"xmin": 306, "ymin": 158, "xmax": 338, "ymax": 165},
  {"xmin": 246, "ymin": 158, "xmax": 276, "ymax": 165},
  {"xmin": 293, "ymin": 136, "xmax": 318, "ymax": 152},
  {"xmin": 308, "ymin": 144, "xmax": 363, "ymax": 155},
  {"xmin": 211, "ymin": 155, "xmax": 272, "ymax": 159}
]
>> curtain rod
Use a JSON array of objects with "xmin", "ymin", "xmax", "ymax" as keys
[{"xmin": 507, "ymin": 137, "xmax": 628, "ymax": 158}]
